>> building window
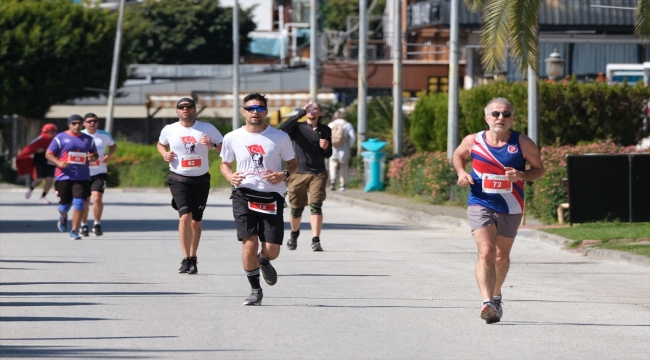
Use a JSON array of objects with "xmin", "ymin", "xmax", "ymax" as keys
[{"xmin": 428, "ymin": 76, "xmax": 449, "ymax": 93}]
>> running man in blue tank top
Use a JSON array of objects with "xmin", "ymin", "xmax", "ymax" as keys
[{"xmin": 452, "ymin": 98, "xmax": 544, "ymax": 324}]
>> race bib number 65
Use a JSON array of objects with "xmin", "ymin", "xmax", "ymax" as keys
[{"xmin": 482, "ymin": 174, "xmax": 512, "ymax": 194}]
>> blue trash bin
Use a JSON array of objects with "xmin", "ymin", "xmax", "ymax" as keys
[{"xmin": 361, "ymin": 138, "xmax": 387, "ymax": 192}]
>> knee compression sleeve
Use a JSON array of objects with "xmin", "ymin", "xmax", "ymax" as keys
[
  {"xmin": 58, "ymin": 203, "xmax": 72, "ymax": 213},
  {"xmin": 309, "ymin": 202, "xmax": 323, "ymax": 215},
  {"xmin": 290, "ymin": 207, "xmax": 304, "ymax": 218},
  {"xmin": 72, "ymin": 198, "xmax": 85, "ymax": 211}
]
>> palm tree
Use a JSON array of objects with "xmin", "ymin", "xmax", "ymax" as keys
[{"xmin": 464, "ymin": 0, "xmax": 650, "ymax": 76}]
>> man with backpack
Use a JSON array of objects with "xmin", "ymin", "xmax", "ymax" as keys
[{"xmin": 328, "ymin": 108, "xmax": 356, "ymax": 191}]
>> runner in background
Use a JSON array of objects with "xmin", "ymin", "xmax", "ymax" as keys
[
  {"xmin": 80, "ymin": 113, "xmax": 116, "ymax": 237},
  {"xmin": 16, "ymin": 123, "xmax": 58, "ymax": 204}
]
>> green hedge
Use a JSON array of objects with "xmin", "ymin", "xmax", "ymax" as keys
[
  {"xmin": 386, "ymin": 141, "xmax": 647, "ymax": 223},
  {"xmin": 410, "ymin": 80, "xmax": 649, "ymax": 151}
]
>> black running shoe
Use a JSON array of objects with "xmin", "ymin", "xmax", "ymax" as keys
[
  {"xmin": 92, "ymin": 224, "xmax": 103, "ymax": 236},
  {"xmin": 287, "ymin": 230, "xmax": 299, "ymax": 250},
  {"xmin": 188, "ymin": 257, "xmax": 198, "ymax": 274},
  {"xmin": 243, "ymin": 288, "xmax": 263, "ymax": 306},
  {"xmin": 311, "ymin": 241, "xmax": 323, "ymax": 252},
  {"xmin": 260, "ymin": 262, "xmax": 277, "ymax": 286},
  {"xmin": 178, "ymin": 258, "xmax": 191, "ymax": 273},
  {"xmin": 79, "ymin": 225, "xmax": 89, "ymax": 237}
]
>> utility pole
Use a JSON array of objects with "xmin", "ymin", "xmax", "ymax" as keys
[
  {"xmin": 357, "ymin": 0, "xmax": 368, "ymax": 151},
  {"xmin": 309, "ymin": 0, "xmax": 318, "ymax": 102},
  {"xmin": 528, "ymin": 65, "xmax": 538, "ymax": 145},
  {"xmin": 105, "ymin": 0, "xmax": 126, "ymax": 135},
  {"xmin": 446, "ymin": 0, "xmax": 459, "ymax": 159},
  {"xmin": 233, "ymin": 0, "xmax": 240, "ymax": 131},
  {"xmin": 392, "ymin": 0, "xmax": 403, "ymax": 157}
]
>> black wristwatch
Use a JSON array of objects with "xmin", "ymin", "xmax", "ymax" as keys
[
  {"xmin": 283, "ymin": 170, "xmax": 290, "ymax": 179},
  {"xmin": 212, "ymin": 142, "xmax": 218, "ymax": 149}
]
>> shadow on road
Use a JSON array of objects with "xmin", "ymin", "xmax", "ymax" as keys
[
  {"xmin": 0, "ymin": 302, "xmax": 99, "ymax": 307},
  {"xmin": 0, "ymin": 345, "xmax": 243, "ymax": 358}
]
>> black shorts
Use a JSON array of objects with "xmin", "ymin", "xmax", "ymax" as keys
[
  {"xmin": 89, "ymin": 173, "xmax": 108, "ymax": 194},
  {"xmin": 231, "ymin": 188, "xmax": 285, "ymax": 245},
  {"xmin": 168, "ymin": 172, "xmax": 211, "ymax": 221},
  {"xmin": 55, "ymin": 180, "xmax": 91, "ymax": 205},
  {"xmin": 35, "ymin": 164, "xmax": 55, "ymax": 179}
]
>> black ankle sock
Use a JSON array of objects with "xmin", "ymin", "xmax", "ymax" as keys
[
  {"xmin": 258, "ymin": 253, "xmax": 270, "ymax": 266},
  {"xmin": 312, "ymin": 236, "xmax": 320, "ymax": 243},
  {"xmin": 41, "ymin": 191, "xmax": 47, "ymax": 197},
  {"xmin": 291, "ymin": 230, "xmax": 300, "ymax": 238},
  {"xmin": 245, "ymin": 268, "xmax": 261, "ymax": 289}
]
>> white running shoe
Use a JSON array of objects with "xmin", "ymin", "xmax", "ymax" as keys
[
  {"xmin": 38, "ymin": 197, "xmax": 50, "ymax": 204},
  {"xmin": 25, "ymin": 189, "xmax": 33, "ymax": 199}
]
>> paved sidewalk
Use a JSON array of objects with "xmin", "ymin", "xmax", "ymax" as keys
[{"xmin": 1, "ymin": 189, "xmax": 649, "ymax": 359}]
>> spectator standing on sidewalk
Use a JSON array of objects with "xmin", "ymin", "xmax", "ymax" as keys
[
  {"xmin": 157, "ymin": 97, "xmax": 223, "ymax": 275},
  {"xmin": 17, "ymin": 123, "xmax": 58, "ymax": 204},
  {"xmin": 279, "ymin": 102, "xmax": 332, "ymax": 252},
  {"xmin": 45, "ymin": 115, "xmax": 98, "ymax": 240},
  {"xmin": 220, "ymin": 92, "xmax": 297, "ymax": 305},
  {"xmin": 79, "ymin": 113, "xmax": 117, "ymax": 237},
  {"xmin": 452, "ymin": 97, "xmax": 544, "ymax": 324},
  {"xmin": 328, "ymin": 108, "xmax": 356, "ymax": 191}
]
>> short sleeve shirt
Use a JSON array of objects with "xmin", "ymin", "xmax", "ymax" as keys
[
  {"xmin": 82, "ymin": 129, "xmax": 115, "ymax": 176},
  {"xmin": 159, "ymin": 120, "xmax": 224, "ymax": 177},
  {"xmin": 220, "ymin": 125, "xmax": 295, "ymax": 195},
  {"xmin": 47, "ymin": 131, "xmax": 98, "ymax": 181}
]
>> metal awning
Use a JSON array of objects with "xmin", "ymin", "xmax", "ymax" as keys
[{"xmin": 147, "ymin": 92, "xmax": 337, "ymax": 109}]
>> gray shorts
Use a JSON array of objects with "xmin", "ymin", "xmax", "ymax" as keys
[{"xmin": 467, "ymin": 206, "xmax": 522, "ymax": 238}]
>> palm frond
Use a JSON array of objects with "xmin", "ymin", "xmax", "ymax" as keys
[
  {"xmin": 635, "ymin": 0, "xmax": 650, "ymax": 42},
  {"xmin": 508, "ymin": 0, "xmax": 541, "ymax": 76},
  {"xmin": 463, "ymin": 0, "xmax": 487, "ymax": 13},
  {"xmin": 478, "ymin": 0, "xmax": 512, "ymax": 74}
]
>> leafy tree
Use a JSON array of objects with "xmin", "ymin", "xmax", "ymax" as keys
[
  {"xmin": 464, "ymin": 0, "xmax": 650, "ymax": 75},
  {"xmin": 0, "ymin": 0, "xmax": 130, "ymax": 119},
  {"xmin": 124, "ymin": 0, "xmax": 257, "ymax": 64},
  {"xmin": 323, "ymin": 0, "xmax": 386, "ymax": 38}
]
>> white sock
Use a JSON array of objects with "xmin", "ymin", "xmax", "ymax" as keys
[
  {"xmin": 81, "ymin": 222, "xmax": 87, "ymax": 227},
  {"xmin": 94, "ymin": 221, "xmax": 101, "ymax": 225}
]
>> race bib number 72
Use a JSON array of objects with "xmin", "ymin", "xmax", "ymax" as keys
[{"xmin": 482, "ymin": 174, "xmax": 512, "ymax": 194}]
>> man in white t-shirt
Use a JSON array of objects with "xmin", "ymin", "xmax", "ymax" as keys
[
  {"xmin": 328, "ymin": 108, "xmax": 356, "ymax": 191},
  {"xmin": 157, "ymin": 97, "xmax": 224, "ymax": 275},
  {"xmin": 80, "ymin": 113, "xmax": 116, "ymax": 237},
  {"xmin": 220, "ymin": 92, "xmax": 297, "ymax": 306}
]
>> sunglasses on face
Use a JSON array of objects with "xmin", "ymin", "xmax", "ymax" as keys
[
  {"xmin": 177, "ymin": 104, "xmax": 195, "ymax": 110},
  {"xmin": 490, "ymin": 111, "xmax": 512, "ymax": 118},
  {"xmin": 243, "ymin": 105, "xmax": 267, "ymax": 113},
  {"xmin": 70, "ymin": 122, "xmax": 82, "ymax": 126},
  {"xmin": 85, "ymin": 119, "xmax": 98, "ymax": 124}
]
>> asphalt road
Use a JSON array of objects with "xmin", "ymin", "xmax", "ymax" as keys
[{"xmin": 1, "ymin": 189, "xmax": 649, "ymax": 359}]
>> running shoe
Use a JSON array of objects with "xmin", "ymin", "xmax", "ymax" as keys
[
  {"xmin": 79, "ymin": 225, "xmax": 89, "ymax": 237},
  {"xmin": 188, "ymin": 257, "xmax": 198, "ymax": 274},
  {"xmin": 92, "ymin": 224, "xmax": 103, "ymax": 236},
  {"xmin": 287, "ymin": 230, "xmax": 299, "ymax": 250},
  {"xmin": 260, "ymin": 261, "xmax": 277, "ymax": 286},
  {"xmin": 493, "ymin": 295, "xmax": 503, "ymax": 319},
  {"xmin": 69, "ymin": 230, "xmax": 81, "ymax": 240},
  {"xmin": 243, "ymin": 288, "xmax": 263, "ymax": 306},
  {"xmin": 329, "ymin": 183, "xmax": 336, "ymax": 191},
  {"xmin": 57, "ymin": 217, "xmax": 67, "ymax": 232},
  {"xmin": 25, "ymin": 188, "xmax": 33, "ymax": 199},
  {"xmin": 178, "ymin": 258, "xmax": 191, "ymax": 273},
  {"xmin": 311, "ymin": 241, "xmax": 323, "ymax": 252},
  {"xmin": 339, "ymin": 186, "xmax": 346, "ymax": 191},
  {"xmin": 480, "ymin": 301, "xmax": 500, "ymax": 324},
  {"xmin": 38, "ymin": 197, "xmax": 50, "ymax": 204}
]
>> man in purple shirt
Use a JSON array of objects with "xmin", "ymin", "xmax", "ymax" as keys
[{"xmin": 46, "ymin": 114, "xmax": 98, "ymax": 240}]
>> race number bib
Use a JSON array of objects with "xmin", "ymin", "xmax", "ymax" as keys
[
  {"xmin": 482, "ymin": 174, "xmax": 512, "ymax": 194},
  {"xmin": 180, "ymin": 155, "xmax": 203, "ymax": 169},
  {"xmin": 68, "ymin": 151, "xmax": 87, "ymax": 165},
  {"xmin": 248, "ymin": 201, "xmax": 277, "ymax": 215},
  {"xmin": 89, "ymin": 160, "xmax": 101, "ymax": 167}
]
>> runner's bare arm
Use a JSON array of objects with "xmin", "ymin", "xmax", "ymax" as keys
[
  {"xmin": 45, "ymin": 151, "xmax": 68, "ymax": 169},
  {"xmin": 220, "ymin": 161, "xmax": 244, "ymax": 187},
  {"xmin": 157, "ymin": 142, "xmax": 175, "ymax": 162},
  {"xmin": 452, "ymin": 134, "xmax": 476, "ymax": 187},
  {"xmin": 102, "ymin": 144, "xmax": 117, "ymax": 162},
  {"xmin": 285, "ymin": 158, "xmax": 298, "ymax": 175},
  {"xmin": 504, "ymin": 134, "xmax": 545, "ymax": 182}
]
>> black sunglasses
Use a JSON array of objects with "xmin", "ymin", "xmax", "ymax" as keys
[
  {"xmin": 490, "ymin": 111, "xmax": 512, "ymax": 118},
  {"xmin": 243, "ymin": 105, "xmax": 267, "ymax": 113},
  {"xmin": 85, "ymin": 119, "xmax": 98, "ymax": 123},
  {"xmin": 70, "ymin": 122, "xmax": 82, "ymax": 126},
  {"xmin": 177, "ymin": 104, "xmax": 195, "ymax": 110}
]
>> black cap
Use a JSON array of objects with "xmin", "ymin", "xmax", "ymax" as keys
[
  {"xmin": 177, "ymin": 97, "xmax": 195, "ymax": 107},
  {"xmin": 67, "ymin": 114, "xmax": 83, "ymax": 124}
]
